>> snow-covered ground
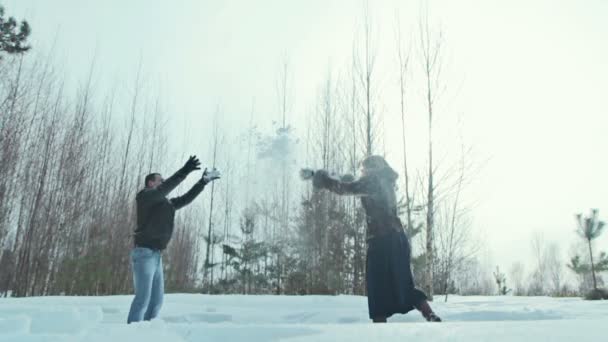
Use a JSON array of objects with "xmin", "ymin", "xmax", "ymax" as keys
[{"xmin": 1, "ymin": 294, "xmax": 606, "ymax": 341}]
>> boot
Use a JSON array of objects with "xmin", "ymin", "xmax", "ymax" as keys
[
  {"xmin": 372, "ymin": 316, "xmax": 387, "ymax": 323},
  {"xmin": 415, "ymin": 300, "xmax": 442, "ymax": 322}
]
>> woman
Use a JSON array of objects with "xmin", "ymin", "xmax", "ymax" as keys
[{"xmin": 309, "ymin": 155, "xmax": 441, "ymax": 323}]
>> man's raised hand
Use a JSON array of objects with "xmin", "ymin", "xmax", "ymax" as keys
[
  {"xmin": 183, "ymin": 155, "xmax": 202, "ymax": 173},
  {"xmin": 202, "ymin": 167, "xmax": 221, "ymax": 184}
]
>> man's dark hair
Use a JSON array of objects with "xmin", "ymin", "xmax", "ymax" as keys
[{"xmin": 144, "ymin": 173, "xmax": 160, "ymax": 187}]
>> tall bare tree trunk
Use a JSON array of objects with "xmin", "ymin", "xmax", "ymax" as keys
[
  {"xmin": 395, "ymin": 15, "xmax": 413, "ymax": 232},
  {"xmin": 203, "ymin": 118, "xmax": 220, "ymax": 292},
  {"xmin": 362, "ymin": 2, "xmax": 375, "ymax": 157},
  {"xmin": 420, "ymin": 9, "xmax": 443, "ymax": 300},
  {"xmin": 587, "ymin": 239, "xmax": 597, "ymax": 290}
]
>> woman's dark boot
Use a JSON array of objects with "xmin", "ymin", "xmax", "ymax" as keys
[
  {"xmin": 415, "ymin": 300, "xmax": 442, "ymax": 322},
  {"xmin": 372, "ymin": 316, "xmax": 387, "ymax": 323}
]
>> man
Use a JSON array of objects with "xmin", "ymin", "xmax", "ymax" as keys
[{"xmin": 127, "ymin": 155, "xmax": 220, "ymax": 324}]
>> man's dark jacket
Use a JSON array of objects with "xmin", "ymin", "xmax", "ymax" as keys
[{"xmin": 134, "ymin": 169, "xmax": 206, "ymax": 250}]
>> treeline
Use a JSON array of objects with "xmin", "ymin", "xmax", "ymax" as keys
[
  {"xmin": 2, "ymin": 4, "xmax": 603, "ymax": 299},
  {"xmin": 0, "ymin": 5, "xmax": 485, "ymax": 299}
]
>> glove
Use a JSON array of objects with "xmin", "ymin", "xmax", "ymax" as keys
[
  {"xmin": 300, "ymin": 168, "xmax": 315, "ymax": 180},
  {"xmin": 312, "ymin": 169, "xmax": 329, "ymax": 189},
  {"xmin": 182, "ymin": 155, "xmax": 201, "ymax": 173},
  {"xmin": 202, "ymin": 167, "xmax": 221, "ymax": 184}
]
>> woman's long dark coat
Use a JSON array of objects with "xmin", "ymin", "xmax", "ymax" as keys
[{"xmin": 314, "ymin": 167, "xmax": 427, "ymax": 319}]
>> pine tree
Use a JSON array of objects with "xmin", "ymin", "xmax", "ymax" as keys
[
  {"xmin": 493, "ymin": 266, "xmax": 510, "ymax": 295},
  {"xmin": 222, "ymin": 209, "xmax": 268, "ymax": 294},
  {"xmin": 575, "ymin": 209, "xmax": 606, "ymax": 291},
  {"xmin": 0, "ymin": 5, "xmax": 31, "ymax": 58},
  {"xmin": 568, "ymin": 253, "xmax": 608, "ymax": 296}
]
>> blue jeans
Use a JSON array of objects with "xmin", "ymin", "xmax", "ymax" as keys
[{"xmin": 127, "ymin": 247, "xmax": 164, "ymax": 323}]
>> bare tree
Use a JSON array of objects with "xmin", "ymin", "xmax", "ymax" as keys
[
  {"xmin": 203, "ymin": 114, "xmax": 221, "ymax": 291},
  {"xmin": 394, "ymin": 13, "xmax": 415, "ymax": 234},
  {"xmin": 346, "ymin": 50, "xmax": 366, "ymax": 295},
  {"xmin": 545, "ymin": 242, "xmax": 563, "ymax": 296},
  {"xmin": 274, "ymin": 57, "xmax": 293, "ymax": 294},
  {"xmin": 354, "ymin": 1, "xmax": 379, "ymax": 157},
  {"xmin": 419, "ymin": 6, "xmax": 444, "ymax": 300},
  {"xmin": 509, "ymin": 262, "xmax": 526, "ymax": 296},
  {"xmin": 433, "ymin": 125, "xmax": 479, "ymax": 301},
  {"xmin": 454, "ymin": 256, "xmax": 494, "ymax": 295},
  {"xmin": 528, "ymin": 232, "xmax": 547, "ymax": 295}
]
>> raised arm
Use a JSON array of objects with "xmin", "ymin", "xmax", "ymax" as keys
[
  {"xmin": 156, "ymin": 156, "xmax": 201, "ymax": 196},
  {"xmin": 170, "ymin": 167, "xmax": 221, "ymax": 210},
  {"xmin": 312, "ymin": 170, "xmax": 372, "ymax": 196},
  {"xmin": 170, "ymin": 180, "xmax": 205, "ymax": 210}
]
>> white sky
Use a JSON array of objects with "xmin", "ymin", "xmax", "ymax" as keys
[{"xmin": 5, "ymin": 0, "xmax": 608, "ymax": 274}]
